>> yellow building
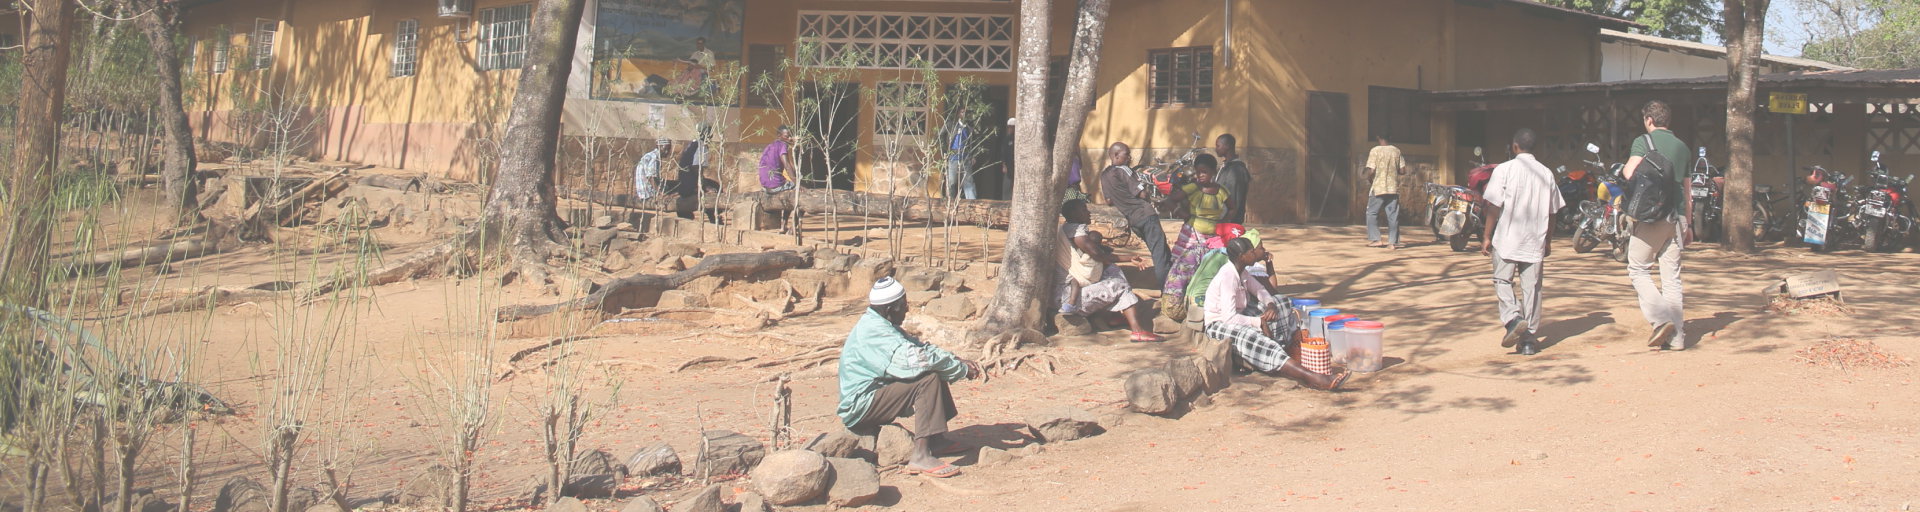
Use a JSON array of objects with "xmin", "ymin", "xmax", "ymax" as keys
[{"xmin": 157, "ymin": 0, "xmax": 1638, "ymax": 224}]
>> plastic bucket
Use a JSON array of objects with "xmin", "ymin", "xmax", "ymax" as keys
[
  {"xmin": 1307, "ymin": 309, "xmax": 1340, "ymax": 340},
  {"xmin": 1326, "ymin": 318, "xmax": 1354, "ymax": 365},
  {"xmin": 1344, "ymin": 320, "xmax": 1386, "ymax": 372}
]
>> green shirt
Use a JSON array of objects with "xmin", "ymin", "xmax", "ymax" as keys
[
  {"xmin": 1629, "ymin": 129, "xmax": 1690, "ymax": 186},
  {"xmin": 1185, "ymin": 249, "xmax": 1231, "ymax": 306}
]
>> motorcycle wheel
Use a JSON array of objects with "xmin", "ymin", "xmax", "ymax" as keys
[
  {"xmin": 1862, "ymin": 217, "xmax": 1885, "ymax": 252},
  {"xmin": 1610, "ymin": 241, "xmax": 1629, "ymax": 263},
  {"xmin": 1449, "ymin": 232, "xmax": 1470, "ymax": 252},
  {"xmin": 1752, "ymin": 204, "xmax": 1772, "ymax": 242},
  {"xmin": 1573, "ymin": 223, "xmax": 1599, "ymax": 254},
  {"xmin": 1691, "ymin": 204, "xmax": 1717, "ymax": 244},
  {"xmin": 1429, "ymin": 204, "xmax": 1447, "ymax": 242}
]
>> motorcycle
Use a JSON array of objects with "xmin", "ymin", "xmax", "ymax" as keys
[
  {"xmin": 1851, "ymin": 150, "xmax": 1917, "ymax": 252},
  {"xmin": 1137, "ymin": 132, "xmax": 1210, "ymax": 218},
  {"xmin": 1797, "ymin": 165, "xmax": 1858, "ymax": 252},
  {"xmin": 1427, "ymin": 147, "xmax": 1495, "ymax": 252},
  {"xmin": 1689, "ymin": 147, "xmax": 1724, "ymax": 243},
  {"xmin": 1571, "ymin": 143, "xmax": 1629, "ymax": 262},
  {"xmin": 1555, "ymin": 164, "xmax": 1598, "ymax": 237}
]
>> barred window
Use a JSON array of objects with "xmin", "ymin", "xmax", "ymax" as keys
[
  {"xmin": 184, "ymin": 37, "xmax": 198, "ymax": 72},
  {"xmin": 391, "ymin": 19, "xmax": 420, "ymax": 77},
  {"xmin": 478, "ymin": 4, "xmax": 532, "ymax": 71},
  {"xmin": 212, "ymin": 28, "xmax": 230, "ymax": 74},
  {"xmin": 797, "ymin": 12, "xmax": 1014, "ymax": 71},
  {"xmin": 1148, "ymin": 47, "xmax": 1212, "ymax": 109},
  {"xmin": 252, "ymin": 18, "xmax": 277, "ymax": 70},
  {"xmin": 874, "ymin": 82, "xmax": 929, "ymax": 136}
]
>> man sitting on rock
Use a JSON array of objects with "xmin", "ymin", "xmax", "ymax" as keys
[{"xmin": 837, "ymin": 277, "xmax": 981, "ymax": 478}]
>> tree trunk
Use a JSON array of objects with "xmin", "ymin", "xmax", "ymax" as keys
[
  {"xmin": 3, "ymin": 0, "xmax": 76, "ymax": 310},
  {"xmin": 1721, "ymin": 0, "xmax": 1768, "ymax": 254},
  {"xmin": 134, "ymin": 0, "xmax": 200, "ymax": 221},
  {"xmin": 481, "ymin": 0, "xmax": 588, "ymax": 283},
  {"xmin": 977, "ymin": 0, "xmax": 1112, "ymax": 336}
]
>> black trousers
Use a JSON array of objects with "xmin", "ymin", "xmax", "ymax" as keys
[{"xmin": 851, "ymin": 373, "xmax": 957, "ymax": 439}]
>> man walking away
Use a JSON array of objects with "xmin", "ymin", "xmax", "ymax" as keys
[
  {"xmin": 1098, "ymin": 142, "xmax": 1171, "ymax": 282},
  {"xmin": 1480, "ymin": 129, "xmax": 1563, "ymax": 356},
  {"xmin": 1364, "ymin": 135, "xmax": 1410, "ymax": 249},
  {"xmin": 1622, "ymin": 100, "xmax": 1690, "ymax": 351},
  {"xmin": 759, "ymin": 126, "xmax": 798, "ymax": 193},
  {"xmin": 1215, "ymin": 134, "xmax": 1252, "ymax": 224}
]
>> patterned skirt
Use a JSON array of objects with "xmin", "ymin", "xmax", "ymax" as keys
[
  {"xmin": 1161, "ymin": 223, "xmax": 1211, "ymax": 298},
  {"xmin": 1058, "ymin": 265, "xmax": 1140, "ymax": 315}
]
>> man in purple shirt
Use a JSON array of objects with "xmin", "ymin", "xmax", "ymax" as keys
[{"xmin": 759, "ymin": 126, "xmax": 798, "ymax": 193}]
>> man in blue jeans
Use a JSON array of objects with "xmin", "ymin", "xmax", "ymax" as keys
[
  {"xmin": 1097, "ymin": 142, "xmax": 1170, "ymax": 282},
  {"xmin": 1364, "ymin": 135, "xmax": 1410, "ymax": 249}
]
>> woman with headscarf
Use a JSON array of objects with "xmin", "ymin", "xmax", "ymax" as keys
[{"xmin": 1202, "ymin": 237, "xmax": 1347, "ymax": 390}]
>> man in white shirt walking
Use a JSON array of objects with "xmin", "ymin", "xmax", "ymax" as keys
[{"xmin": 1480, "ymin": 128, "xmax": 1563, "ymax": 356}]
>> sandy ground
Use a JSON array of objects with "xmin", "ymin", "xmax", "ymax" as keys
[{"xmin": 56, "ymin": 189, "xmax": 1920, "ymax": 512}]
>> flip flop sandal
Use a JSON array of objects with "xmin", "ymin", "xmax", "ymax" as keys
[
  {"xmin": 907, "ymin": 462, "xmax": 962, "ymax": 478},
  {"xmin": 1129, "ymin": 331, "xmax": 1167, "ymax": 343},
  {"xmin": 1321, "ymin": 370, "xmax": 1352, "ymax": 391}
]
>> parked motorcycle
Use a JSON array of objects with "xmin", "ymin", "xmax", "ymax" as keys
[
  {"xmin": 1689, "ymin": 147, "xmax": 1723, "ymax": 243},
  {"xmin": 1555, "ymin": 165, "xmax": 1597, "ymax": 237},
  {"xmin": 1797, "ymin": 165, "xmax": 1858, "ymax": 252},
  {"xmin": 1852, "ymin": 150, "xmax": 1916, "ymax": 252},
  {"xmin": 1426, "ymin": 147, "xmax": 1495, "ymax": 252},
  {"xmin": 1137, "ymin": 132, "xmax": 1209, "ymax": 218},
  {"xmin": 1571, "ymin": 143, "xmax": 1629, "ymax": 262}
]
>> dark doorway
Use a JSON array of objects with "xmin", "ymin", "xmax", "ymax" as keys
[
  {"xmin": 801, "ymin": 82, "xmax": 859, "ymax": 191},
  {"xmin": 952, "ymin": 84, "xmax": 1011, "ymax": 200},
  {"xmin": 1307, "ymin": 91, "xmax": 1353, "ymax": 222}
]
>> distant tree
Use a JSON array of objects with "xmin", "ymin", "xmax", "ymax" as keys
[
  {"xmin": 1794, "ymin": 0, "xmax": 1920, "ymax": 69},
  {"xmin": 127, "ymin": 0, "xmax": 201, "ymax": 220},
  {"xmin": 4, "ymin": 0, "xmax": 76, "ymax": 310},
  {"xmin": 1540, "ymin": 0, "xmax": 1723, "ymax": 41}
]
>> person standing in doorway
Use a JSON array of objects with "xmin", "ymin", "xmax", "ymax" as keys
[
  {"xmin": 1622, "ymin": 100, "xmax": 1691, "ymax": 351},
  {"xmin": 946, "ymin": 119, "xmax": 976, "ymax": 200},
  {"xmin": 1480, "ymin": 129, "xmax": 1562, "ymax": 356},
  {"xmin": 1097, "ymin": 142, "xmax": 1171, "ymax": 283},
  {"xmin": 1364, "ymin": 135, "xmax": 1410, "ymax": 249},
  {"xmin": 1214, "ymin": 134, "xmax": 1252, "ymax": 225}
]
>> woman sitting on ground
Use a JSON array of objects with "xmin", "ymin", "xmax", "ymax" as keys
[
  {"xmin": 1202, "ymin": 237, "xmax": 1347, "ymax": 390},
  {"xmin": 1160, "ymin": 155, "xmax": 1230, "ymax": 308},
  {"xmin": 1056, "ymin": 198, "xmax": 1165, "ymax": 342}
]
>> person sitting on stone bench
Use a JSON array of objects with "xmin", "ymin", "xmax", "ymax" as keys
[
  {"xmin": 836, "ymin": 277, "xmax": 981, "ymax": 478},
  {"xmin": 1201, "ymin": 237, "xmax": 1348, "ymax": 390}
]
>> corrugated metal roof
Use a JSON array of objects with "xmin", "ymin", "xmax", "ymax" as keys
[
  {"xmin": 1473, "ymin": 0, "xmax": 1641, "ymax": 31},
  {"xmin": 1600, "ymin": 29, "xmax": 1852, "ymax": 71},
  {"xmin": 1426, "ymin": 67, "xmax": 1920, "ymax": 102}
]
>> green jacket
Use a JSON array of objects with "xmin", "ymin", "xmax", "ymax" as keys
[
  {"xmin": 836, "ymin": 309, "xmax": 969, "ymax": 429},
  {"xmin": 1186, "ymin": 249, "xmax": 1231, "ymax": 306}
]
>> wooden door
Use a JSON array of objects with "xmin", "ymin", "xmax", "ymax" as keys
[{"xmin": 1307, "ymin": 91, "xmax": 1353, "ymax": 222}]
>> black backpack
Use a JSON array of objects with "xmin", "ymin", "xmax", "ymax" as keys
[{"xmin": 1623, "ymin": 134, "xmax": 1679, "ymax": 222}]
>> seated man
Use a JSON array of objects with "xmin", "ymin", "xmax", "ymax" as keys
[
  {"xmin": 1202, "ymin": 237, "xmax": 1347, "ymax": 390},
  {"xmin": 837, "ymin": 277, "xmax": 980, "ymax": 478}
]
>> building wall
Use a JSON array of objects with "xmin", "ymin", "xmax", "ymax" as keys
[
  {"xmin": 1084, "ymin": 0, "xmax": 1603, "ymax": 224},
  {"xmin": 1600, "ymin": 43, "xmax": 1785, "ymax": 82}
]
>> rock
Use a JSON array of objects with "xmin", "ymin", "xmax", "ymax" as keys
[
  {"xmin": 924, "ymin": 295, "xmax": 976, "ymax": 320},
  {"xmin": 822, "ymin": 252, "xmax": 859, "ymax": 273},
  {"xmin": 943, "ymin": 273, "xmax": 970, "ymax": 292},
  {"xmin": 1014, "ymin": 444, "xmax": 1046, "ymax": 457},
  {"xmin": 875, "ymin": 424, "xmax": 914, "ymax": 467},
  {"xmin": 695, "ymin": 430, "xmax": 767, "ymax": 478},
  {"xmin": 663, "ymin": 242, "xmax": 704, "ymax": 261},
  {"xmin": 104, "ymin": 490, "xmax": 175, "ymax": 512},
  {"xmin": 593, "ymin": 215, "xmax": 616, "ymax": 229},
  {"xmin": 1194, "ymin": 335, "xmax": 1233, "ymax": 394},
  {"xmin": 680, "ymin": 484, "xmax": 725, "ymax": 512},
  {"xmin": 905, "ymin": 290, "xmax": 940, "ymax": 307},
  {"xmin": 585, "ymin": 228, "xmax": 620, "ymax": 248},
  {"xmin": 805, "ymin": 430, "xmax": 862, "ymax": 458},
  {"xmin": 975, "ymin": 446, "xmax": 1016, "ymax": 467},
  {"xmin": 750, "ymin": 450, "xmax": 831, "ymax": 505},
  {"xmin": 302, "ymin": 504, "xmax": 344, "ymax": 512},
  {"xmin": 618, "ymin": 496, "xmax": 664, "ymax": 512},
  {"xmin": 1124, "ymin": 368, "xmax": 1178, "ymax": 415},
  {"xmin": 1166, "ymin": 356, "xmax": 1204, "ymax": 402},
  {"xmin": 849, "ymin": 257, "xmax": 895, "ymax": 288},
  {"xmin": 823, "ymin": 457, "xmax": 881, "ymax": 507},
  {"xmin": 604, "ymin": 252, "xmax": 633, "ymax": 272},
  {"xmin": 396, "ymin": 464, "xmax": 458, "ymax": 509},
  {"xmin": 679, "ymin": 255, "xmax": 703, "ymax": 270},
  {"xmin": 898, "ymin": 269, "xmax": 944, "ymax": 291},
  {"xmin": 1056, "ymin": 314, "xmax": 1096, "ymax": 337},
  {"xmin": 626, "ymin": 442, "xmax": 682, "ymax": 477},
  {"xmin": 737, "ymin": 492, "xmax": 771, "ymax": 512},
  {"xmin": 656, "ymin": 290, "xmax": 708, "ymax": 308},
  {"xmin": 560, "ymin": 473, "xmax": 622, "ymax": 499},
  {"xmin": 1024, "ymin": 406, "xmax": 1104, "ymax": 444},
  {"xmin": 573, "ymin": 449, "xmax": 624, "ymax": 477},
  {"xmin": 547, "ymin": 497, "xmax": 588, "ymax": 512},
  {"xmin": 213, "ymin": 477, "xmax": 269, "ymax": 512},
  {"xmin": 615, "ymin": 222, "xmax": 636, "ymax": 231}
]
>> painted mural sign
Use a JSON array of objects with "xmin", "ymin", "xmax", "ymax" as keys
[{"xmin": 593, "ymin": 0, "xmax": 745, "ymax": 104}]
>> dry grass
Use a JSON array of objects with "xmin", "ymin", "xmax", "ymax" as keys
[
  {"xmin": 1765, "ymin": 295, "xmax": 1856, "ymax": 316},
  {"xmin": 1793, "ymin": 337, "xmax": 1914, "ymax": 371}
]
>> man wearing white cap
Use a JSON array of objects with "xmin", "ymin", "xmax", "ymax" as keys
[
  {"xmin": 837, "ymin": 277, "xmax": 980, "ymax": 478},
  {"xmin": 634, "ymin": 140, "xmax": 669, "ymax": 201}
]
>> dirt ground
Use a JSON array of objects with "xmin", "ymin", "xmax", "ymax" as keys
[{"xmin": 70, "ymin": 187, "xmax": 1920, "ymax": 512}]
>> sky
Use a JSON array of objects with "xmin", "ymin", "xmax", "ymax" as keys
[{"xmin": 1698, "ymin": 3, "xmax": 1829, "ymax": 58}]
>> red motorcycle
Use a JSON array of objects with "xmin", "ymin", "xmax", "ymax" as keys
[{"xmin": 1426, "ymin": 147, "xmax": 1497, "ymax": 252}]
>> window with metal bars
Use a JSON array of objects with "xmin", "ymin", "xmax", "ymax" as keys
[
  {"xmin": 252, "ymin": 18, "xmax": 277, "ymax": 70},
  {"xmin": 478, "ymin": 4, "xmax": 532, "ymax": 71},
  {"xmin": 874, "ymin": 82, "xmax": 929, "ymax": 136},
  {"xmin": 1147, "ymin": 46, "xmax": 1212, "ymax": 109},
  {"xmin": 212, "ymin": 28, "xmax": 229, "ymax": 74},
  {"xmin": 392, "ymin": 19, "xmax": 420, "ymax": 77}
]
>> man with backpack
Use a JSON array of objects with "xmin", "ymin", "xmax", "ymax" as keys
[{"xmin": 1621, "ymin": 100, "xmax": 1690, "ymax": 351}]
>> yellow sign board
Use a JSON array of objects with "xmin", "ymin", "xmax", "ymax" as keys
[{"xmin": 1769, "ymin": 92, "xmax": 1808, "ymax": 114}]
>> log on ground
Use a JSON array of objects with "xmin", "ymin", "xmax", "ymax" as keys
[
  {"xmin": 757, "ymin": 189, "xmax": 1128, "ymax": 229},
  {"xmin": 495, "ymin": 251, "xmax": 807, "ymax": 331}
]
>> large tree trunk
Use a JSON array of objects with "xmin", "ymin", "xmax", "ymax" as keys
[
  {"xmin": 134, "ymin": 0, "xmax": 200, "ymax": 221},
  {"xmin": 3, "ymin": 0, "xmax": 76, "ymax": 310},
  {"xmin": 1722, "ymin": 0, "xmax": 1768, "ymax": 254},
  {"xmin": 977, "ymin": 0, "xmax": 1112, "ymax": 337},
  {"xmin": 481, "ymin": 0, "xmax": 588, "ymax": 283}
]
